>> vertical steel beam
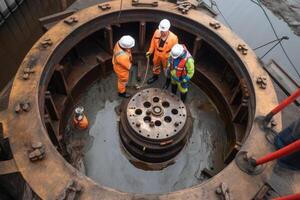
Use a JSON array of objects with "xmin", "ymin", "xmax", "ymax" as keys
[
  {"xmin": 52, "ymin": 65, "xmax": 69, "ymax": 95},
  {"xmin": 104, "ymin": 26, "xmax": 113, "ymax": 53},
  {"xmin": 139, "ymin": 21, "xmax": 146, "ymax": 50},
  {"xmin": 192, "ymin": 37, "xmax": 202, "ymax": 59},
  {"xmin": 45, "ymin": 91, "xmax": 59, "ymax": 120},
  {"xmin": 44, "ymin": 114, "xmax": 61, "ymax": 150},
  {"xmin": 233, "ymin": 99, "xmax": 248, "ymax": 123}
]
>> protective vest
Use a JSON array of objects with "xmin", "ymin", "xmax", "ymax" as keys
[
  {"xmin": 112, "ymin": 43, "xmax": 132, "ymax": 71},
  {"xmin": 170, "ymin": 48, "xmax": 192, "ymax": 78},
  {"xmin": 148, "ymin": 30, "xmax": 178, "ymax": 58},
  {"xmin": 73, "ymin": 115, "xmax": 88, "ymax": 130}
]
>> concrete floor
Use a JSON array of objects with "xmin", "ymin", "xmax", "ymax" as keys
[{"xmin": 64, "ymin": 70, "xmax": 227, "ymax": 194}]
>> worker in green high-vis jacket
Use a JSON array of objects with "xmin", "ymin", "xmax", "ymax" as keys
[{"xmin": 163, "ymin": 44, "xmax": 195, "ymax": 102}]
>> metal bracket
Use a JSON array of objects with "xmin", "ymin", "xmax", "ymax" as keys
[
  {"xmin": 28, "ymin": 142, "xmax": 45, "ymax": 162},
  {"xmin": 22, "ymin": 67, "xmax": 35, "ymax": 80},
  {"xmin": 237, "ymin": 44, "xmax": 248, "ymax": 55},
  {"xmin": 235, "ymin": 151, "xmax": 265, "ymax": 175},
  {"xmin": 98, "ymin": 3, "xmax": 111, "ymax": 10},
  {"xmin": 256, "ymin": 76, "xmax": 267, "ymax": 89},
  {"xmin": 177, "ymin": 0, "xmax": 194, "ymax": 14},
  {"xmin": 132, "ymin": 0, "xmax": 158, "ymax": 7},
  {"xmin": 56, "ymin": 180, "xmax": 82, "ymax": 200},
  {"xmin": 209, "ymin": 22, "xmax": 221, "ymax": 29},
  {"xmin": 15, "ymin": 102, "xmax": 31, "ymax": 114},
  {"xmin": 64, "ymin": 16, "xmax": 78, "ymax": 25},
  {"xmin": 253, "ymin": 183, "xmax": 280, "ymax": 199},
  {"xmin": 40, "ymin": 38, "xmax": 53, "ymax": 49},
  {"xmin": 215, "ymin": 182, "xmax": 231, "ymax": 200}
]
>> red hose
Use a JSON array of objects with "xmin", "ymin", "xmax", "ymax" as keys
[
  {"xmin": 273, "ymin": 193, "xmax": 300, "ymax": 200},
  {"xmin": 255, "ymin": 140, "xmax": 300, "ymax": 165},
  {"xmin": 268, "ymin": 88, "xmax": 300, "ymax": 117}
]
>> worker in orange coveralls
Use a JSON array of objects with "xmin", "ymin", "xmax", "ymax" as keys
[
  {"xmin": 112, "ymin": 35, "xmax": 135, "ymax": 98},
  {"xmin": 73, "ymin": 106, "xmax": 88, "ymax": 130},
  {"xmin": 146, "ymin": 19, "xmax": 178, "ymax": 85}
]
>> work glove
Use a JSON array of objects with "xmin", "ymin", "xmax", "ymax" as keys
[{"xmin": 145, "ymin": 52, "xmax": 152, "ymax": 58}]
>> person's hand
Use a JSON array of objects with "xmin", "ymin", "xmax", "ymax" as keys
[{"xmin": 145, "ymin": 52, "xmax": 152, "ymax": 58}]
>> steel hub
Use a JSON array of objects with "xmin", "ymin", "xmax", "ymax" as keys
[{"xmin": 119, "ymin": 88, "xmax": 192, "ymax": 163}]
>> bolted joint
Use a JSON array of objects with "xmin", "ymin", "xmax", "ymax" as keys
[
  {"xmin": 215, "ymin": 182, "xmax": 231, "ymax": 200},
  {"xmin": 64, "ymin": 16, "xmax": 78, "ymax": 25},
  {"xmin": 98, "ymin": 3, "xmax": 111, "ymax": 10},
  {"xmin": 56, "ymin": 180, "xmax": 82, "ymax": 200},
  {"xmin": 28, "ymin": 142, "xmax": 45, "ymax": 162},
  {"xmin": 40, "ymin": 38, "xmax": 53, "ymax": 49},
  {"xmin": 237, "ymin": 44, "xmax": 248, "ymax": 55},
  {"xmin": 15, "ymin": 102, "xmax": 31, "ymax": 114},
  {"xmin": 209, "ymin": 22, "xmax": 221, "ymax": 29},
  {"xmin": 256, "ymin": 76, "xmax": 267, "ymax": 89},
  {"xmin": 235, "ymin": 151, "xmax": 265, "ymax": 175}
]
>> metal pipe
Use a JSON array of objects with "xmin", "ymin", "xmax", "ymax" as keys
[
  {"xmin": 255, "ymin": 139, "xmax": 300, "ymax": 166},
  {"xmin": 273, "ymin": 193, "xmax": 300, "ymax": 200},
  {"xmin": 265, "ymin": 88, "xmax": 300, "ymax": 122}
]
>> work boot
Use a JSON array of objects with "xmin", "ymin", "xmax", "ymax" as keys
[
  {"xmin": 118, "ymin": 92, "xmax": 131, "ymax": 98},
  {"xmin": 181, "ymin": 92, "xmax": 187, "ymax": 103},
  {"xmin": 162, "ymin": 78, "xmax": 171, "ymax": 90},
  {"xmin": 171, "ymin": 84, "xmax": 177, "ymax": 95},
  {"xmin": 147, "ymin": 75, "xmax": 159, "ymax": 84}
]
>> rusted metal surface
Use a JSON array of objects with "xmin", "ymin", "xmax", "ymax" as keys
[
  {"xmin": 132, "ymin": 0, "xmax": 158, "ymax": 7},
  {"xmin": 0, "ymin": 159, "xmax": 18, "ymax": 175},
  {"xmin": 2, "ymin": 0, "xmax": 299, "ymax": 199}
]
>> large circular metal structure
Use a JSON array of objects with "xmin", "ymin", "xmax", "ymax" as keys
[
  {"xmin": 0, "ymin": 0, "xmax": 299, "ymax": 199},
  {"xmin": 119, "ymin": 88, "xmax": 192, "ymax": 162}
]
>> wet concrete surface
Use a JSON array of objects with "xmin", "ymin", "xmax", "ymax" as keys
[
  {"xmin": 206, "ymin": 0, "xmax": 300, "ymax": 84},
  {"xmin": 65, "ymin": 71, "xmax": 227, "ymax": 194},
  {"xmin": 260, "ymin": 0, "xmax": 300, "ymax": 36}
]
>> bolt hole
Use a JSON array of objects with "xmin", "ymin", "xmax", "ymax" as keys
[
  {"xmin": 174, "ymin": 129, "xmax": 177, "ymax": 132},
  {"xmin": 164, "ymin": 116, "xmax": 172, "ymax": 123},
  {"xmin": 135, "ymin": 109, "xmax": 142, "ymax": 115},
  {"xmin": 153, "ymin": 97, "xmax": 160, "ymax": 102},
  {"xmin": 166, "ymin": 134, "xmax": 169, "ymax": 137},
  {"xmin": 171, "ymin": 109, "xmax": 178, "ymax": 115},
  {"xmin": 143, "ymin": 101, "xmax": 151, "ymax": 108},
  {"xmin": 162, "ymin": 101, "xmax": 170, "ymax": 108},
  {"xmin": 132, "ymin": 122, "xmax": 135, "ymax": 125},
  {"xmin": 132, "ymin": 99, "xmax": 135, "ymax": 101},
  {"xmin": 147, "ymin": 134, "xmax": 150, "ymax": 137},
  {"xmin": 143, "ymin": 116, "xmax": 151, "ymax": 123},
  {"xmin": 155, "ymin": 120, "xmax": 162, "ymax": 126},
  {"xmin": 139, "ymin": 130, "xmax": 141, "ymax": 133}
]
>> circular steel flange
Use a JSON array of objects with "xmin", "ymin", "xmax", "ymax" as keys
[
  {"xmin": 119, "ymin": 88, "xmax": 192, "ymax": 163},
  {"xmin": 127, "ymin": 88, "xmax": 187, "ymax": 140},
  {"xmin": 3, "ymin": 0, "xmax": 287, "ymax": 199}
]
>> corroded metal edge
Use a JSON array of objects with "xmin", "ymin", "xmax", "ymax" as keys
[{"xmin": 3, "ymin": 0, "xmax": 297, "ymax": 199}]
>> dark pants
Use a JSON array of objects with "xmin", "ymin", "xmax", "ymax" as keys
[{"xmin": 274, "ymin": 121, "xmax": 300, "ymax": 170}]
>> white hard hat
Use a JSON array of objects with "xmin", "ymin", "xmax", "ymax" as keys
[
  {"xmin": 158, "ymin": 19, "xmax": 171, "ymax": 32},
  {"xmin": 119, "ymin": 35, "xmax": 135, "ymax": 49},
  {"xmin": 75, "ymin": 106, "xmax": 84, "ymax": 120},
  {"xmin": 170, "ymin": 44, "xmax": 184, "ymax": 59},
  {"xmin": 75, "ymin": 106, "xmax": 84, "ymax": 115}
]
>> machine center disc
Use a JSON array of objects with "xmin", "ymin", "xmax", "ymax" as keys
[
  {"xmin": 119, "ymin": 88, "xmax": 192, "ymax": 163},
  {"xmin": 126, "ymin": 88, "xmax": 187, "ymax": 140}
]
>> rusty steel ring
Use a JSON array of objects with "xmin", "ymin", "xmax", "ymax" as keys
[{"xmin": 4, "ymin": 0, "xmax": 297, "ymax": 199}]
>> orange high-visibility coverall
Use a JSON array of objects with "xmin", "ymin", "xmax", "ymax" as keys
[
  {"xmin": 147, "ymin": 30, "xmax": 178, "ymax": 75},
  {"xmin": 112, "ymin": 43, "xmax": 132, "ymax": 93},
  {"xmin": 73, "ymin": 115, "xmax": 89, "ymax": 130}
]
